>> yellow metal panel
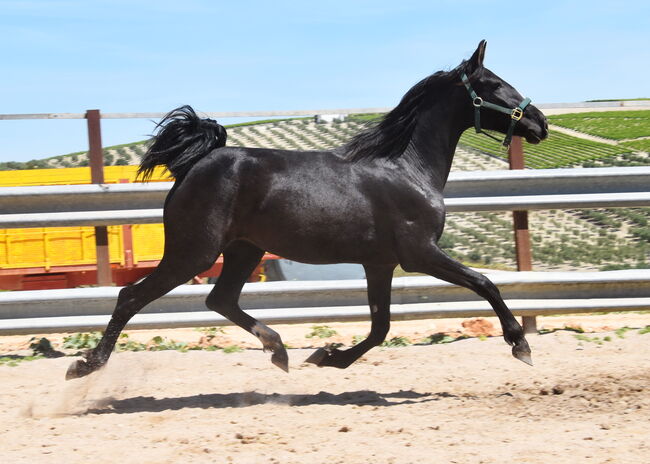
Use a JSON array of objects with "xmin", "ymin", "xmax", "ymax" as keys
[
  {"xmin": 0, "ymin": 165, "xmax": 170, "ymax": 271},
  {"xmin": 0, "ymin": 165, "xmax": 170, "ymax": 187},
  {"xmin": 0, "ymin": 234, "xmax": 6, "ymax": 265},
  {"xmin": 0, "ymin": 227, "xmax": 125, "ymax": 269},
  {"xmin": 131, "ymin": 224, "xmax": 165, "ymax": 262},
  {"xmin": 0, "ymin": 229, "xmax": 46, "ymax": 268},
  {"xmin": 108, "ymin": 226, "xmax": 124, "ymax": 264},
  {"xmin": 0, "ymin": 167, "xmax": 92, "ymax": 187}
]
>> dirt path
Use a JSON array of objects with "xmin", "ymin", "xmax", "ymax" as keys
[{"xmin": 1, "ymin": 316, "xmax": 649, "ymax": 464}]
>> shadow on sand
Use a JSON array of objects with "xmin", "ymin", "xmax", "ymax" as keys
[{"xmin": 86, "ymin": 389, "xmax": 459, "ymax": 415}]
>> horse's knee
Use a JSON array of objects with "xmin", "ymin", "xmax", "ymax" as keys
[
  {"xmin": 117, "ymin": 283, "xmax": 135, "ymax": 300},
  {"xmin": 205, "ymin": 290, "xmax": 238, "ymax": 316},
  {"xmin": 472, "ymin": 274, "xmax": 501, "ymax": 299},
  {"xmin": 110, "ymin": 284, "xmax": 142, "ymax": 322},
  {"xmin": 205, "ymin": 293, "xmax": 217, "ymax": 311},
  {"xmin": 205, "ymin": 294, "xmax": 224, "ymax": 313}
]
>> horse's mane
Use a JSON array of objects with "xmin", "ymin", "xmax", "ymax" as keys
[{"xmin": 342, "ymin": 62, "xmax": 470, "ymax": 162}]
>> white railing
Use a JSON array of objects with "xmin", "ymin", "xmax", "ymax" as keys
[
  {"xmin": 1, "ymin": 270, "xmax": 649, "ymax": 335},
  {"xmin": 1, "ymin": 166, "xmax": 649, "ymax": 227}
]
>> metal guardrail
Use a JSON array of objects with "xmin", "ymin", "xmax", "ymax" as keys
[
  {"xmin": 444, "ymin": 166, "xmax": 650, "ymax": 196},
  {"xmin": 1, "ymin": 166, "xmax": 649, "ymax": 227},
  {"xmin": 1, "ymin": 270, "xmax": 649, "ymax": 334},
  {"xmin": 0, "ymin": 209, "xmax": 164, "ymax": 228},
  {"xmin": 3, "ymin": 299, "xmax": 650, "ymax": 335},
  {"xmin": 0, "ymin": 182, "xmax": 171, "ymax": 214}
]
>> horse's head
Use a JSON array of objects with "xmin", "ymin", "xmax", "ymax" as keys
[{"xmin": 460, "ymin": 40, "xmax": 548, "ymax": 145}]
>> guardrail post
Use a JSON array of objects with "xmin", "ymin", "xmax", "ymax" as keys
[
  {"xmin": 508, "ymin": 136, "xmax": 537, "ymax": 334},
  {"xmin": 86, "ymin": 109, "xmax": 113, "ymax": 286}
]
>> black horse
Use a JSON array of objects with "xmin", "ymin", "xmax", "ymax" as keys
[{"xmin": 67, "ymin": 41, "xmax": 548, "ymax": 379}]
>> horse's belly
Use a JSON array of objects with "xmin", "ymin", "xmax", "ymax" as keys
[{"xmin": 243, "ymin": 212, "xmax": 396, "ymax": 265}]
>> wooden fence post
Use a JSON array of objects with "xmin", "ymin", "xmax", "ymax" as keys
[
  {"xmin": 508, "ymin": 136, "xmax": 537, "ymax": 334},
  {"xmin": 86, "ymin": 109, "xmax": 113, "ymax": 286}
]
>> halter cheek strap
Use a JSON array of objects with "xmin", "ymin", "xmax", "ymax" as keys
[{"xmin": 461, "ymin": 73, "xmax": 531, "ymax": 147}]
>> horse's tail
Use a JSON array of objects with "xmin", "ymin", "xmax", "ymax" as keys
[{"xmin": 137, "ymin": 105, "xmax": 227, "ymax": 182}]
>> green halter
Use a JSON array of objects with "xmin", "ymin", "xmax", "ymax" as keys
[{"xmin": 461, "ymin": 73, "xmax": 531, "ymax": 147}]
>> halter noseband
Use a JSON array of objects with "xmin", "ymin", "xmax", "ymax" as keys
[{"xmin": 461, "ymin": 73, "xmax": 531, "ymax": 147}]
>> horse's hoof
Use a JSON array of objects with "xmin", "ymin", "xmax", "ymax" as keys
[
  {"xmin": 305, "ymin": 348, "xmax": 328, "ymax": 366},
  {"xmin": 305, "ymin": 347, "xmax": 352, "ymax": 368},
  {"xmin": 271, "ymin": 347, "xmax": 289, "ymax": 373},
  {"xmin": 65, "ymin": 359, "xmax": 95, "ymax": 380},
  {"xmin": 512, "ymin": 342, "xmax": 533, "ymax": 366}
]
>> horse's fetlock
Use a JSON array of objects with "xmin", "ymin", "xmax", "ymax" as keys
[{"xmin": 367, "ymin": 330, "xmax": 389, "ymax": 347}]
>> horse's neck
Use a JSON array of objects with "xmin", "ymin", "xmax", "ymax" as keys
[{"xmin": 408, "ymin": 94, "xmax": 470, "ymax": 191}]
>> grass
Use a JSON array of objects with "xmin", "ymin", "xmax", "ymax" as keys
[
  {"xmin": 459, "ymin": 129, "xmax": 633, "ymax": 168},
  {"xmin": 224, "ymin": 117, "xmax": 310, "ymax": 129},
  {"xmin": 581, "ymin": 152, "xmax": 650, "ymax": 168},
  {"xmin": 346, "ymin": 113, "xmax": 383, "ymax": 123},
  {"xmin": 116, "ymin": 333, "xmax": 147, "ymax": 352},
  {"xmin": 421, "ymin": 333, "xmax": 460, "ymax": 344},
  {"xmin": 380, "ymin": 336, "xmax": 411, "ymax": 347},
  {"xmin": 222, "ymin": 345, "xmax": 244, "ymax": 353},
  {"xmin": 574, "ymin": 333, "xmax": 612, "ymax": 345},
  {"xmin": 146, "ymin": 336, "xmax": 188, "ymax": 351},
  {"xmin": 306, "ymin": 325, "xmax": 338, "ymax": 339},
  {"xmin": 548, "ymin": 110, "xmax": 650, "ymax": 140},
  {"xmin": 621, "ymin": 139, "xmax": 650, "ymax": 152},
  {"xmin": 568, "ymin": 325, "xmax": 650, "ymax": 344},
  {"xmin": 615, "ymin": 327, "xmax": 635, "ymax": 338},
  {"xmin": 62, "ymin": 331, "xmax": 103, "ymax": 350},
  {"xmin": 538, "ymin": 326, "xmax": 584, "ymax": 334}
]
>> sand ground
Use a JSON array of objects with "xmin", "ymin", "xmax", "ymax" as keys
[{"xmin": 1, "ymin": 314, "xmax": 649, "ymax": 464}]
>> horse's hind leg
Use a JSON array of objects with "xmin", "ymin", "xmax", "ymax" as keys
[
  {"xmin": 400, "ymin": 242, "xmax": 532, "ymax": 365},
  {"xmin": 205, "ymin": 241, "xmax": 289, "ymax": 372},
  {"xmin": 66, "ymin": 249, "xmax": 219, "ymax": 380},
  {"xmin": 306, "ymin": 264, "xmax": 395, "ymax": 368}
]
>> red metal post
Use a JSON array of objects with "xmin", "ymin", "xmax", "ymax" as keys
[
  {"xmin": 86, "ymin": 109, "xmax": 112, "ymax": 286},
  {"xmin": 508, "ymin": 136, "xmax": 537, "ymax": 333}
]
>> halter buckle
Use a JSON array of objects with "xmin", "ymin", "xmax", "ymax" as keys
[
  {"xmin": 472, "ymin": 97, "xmax": 483, "ymax": 108},
  {"xmin": 511, "ymin": 107, "xmax": 524, "ymax": 121}
]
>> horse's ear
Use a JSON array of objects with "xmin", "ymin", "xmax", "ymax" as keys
[{"xmin": 467, "ymin": 40, "xmax": 487, "ymax": 72}]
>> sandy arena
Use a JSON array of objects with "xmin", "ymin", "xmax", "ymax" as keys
[{"xmin": 1, "ymin": 315, "xmax": 649, "ymax": 464}]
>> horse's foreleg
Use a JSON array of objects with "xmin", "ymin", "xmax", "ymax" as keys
[
  {"xmin": 401, "ymin": 243, "xmax": 532, "ymax": 366},
  {"xmin": 306, "ymin": 264, "xmax": 395, "ymax": 369},
  {"xmin": 205, "ymin": 241, "xmax": 288, "ymax": 372}
]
